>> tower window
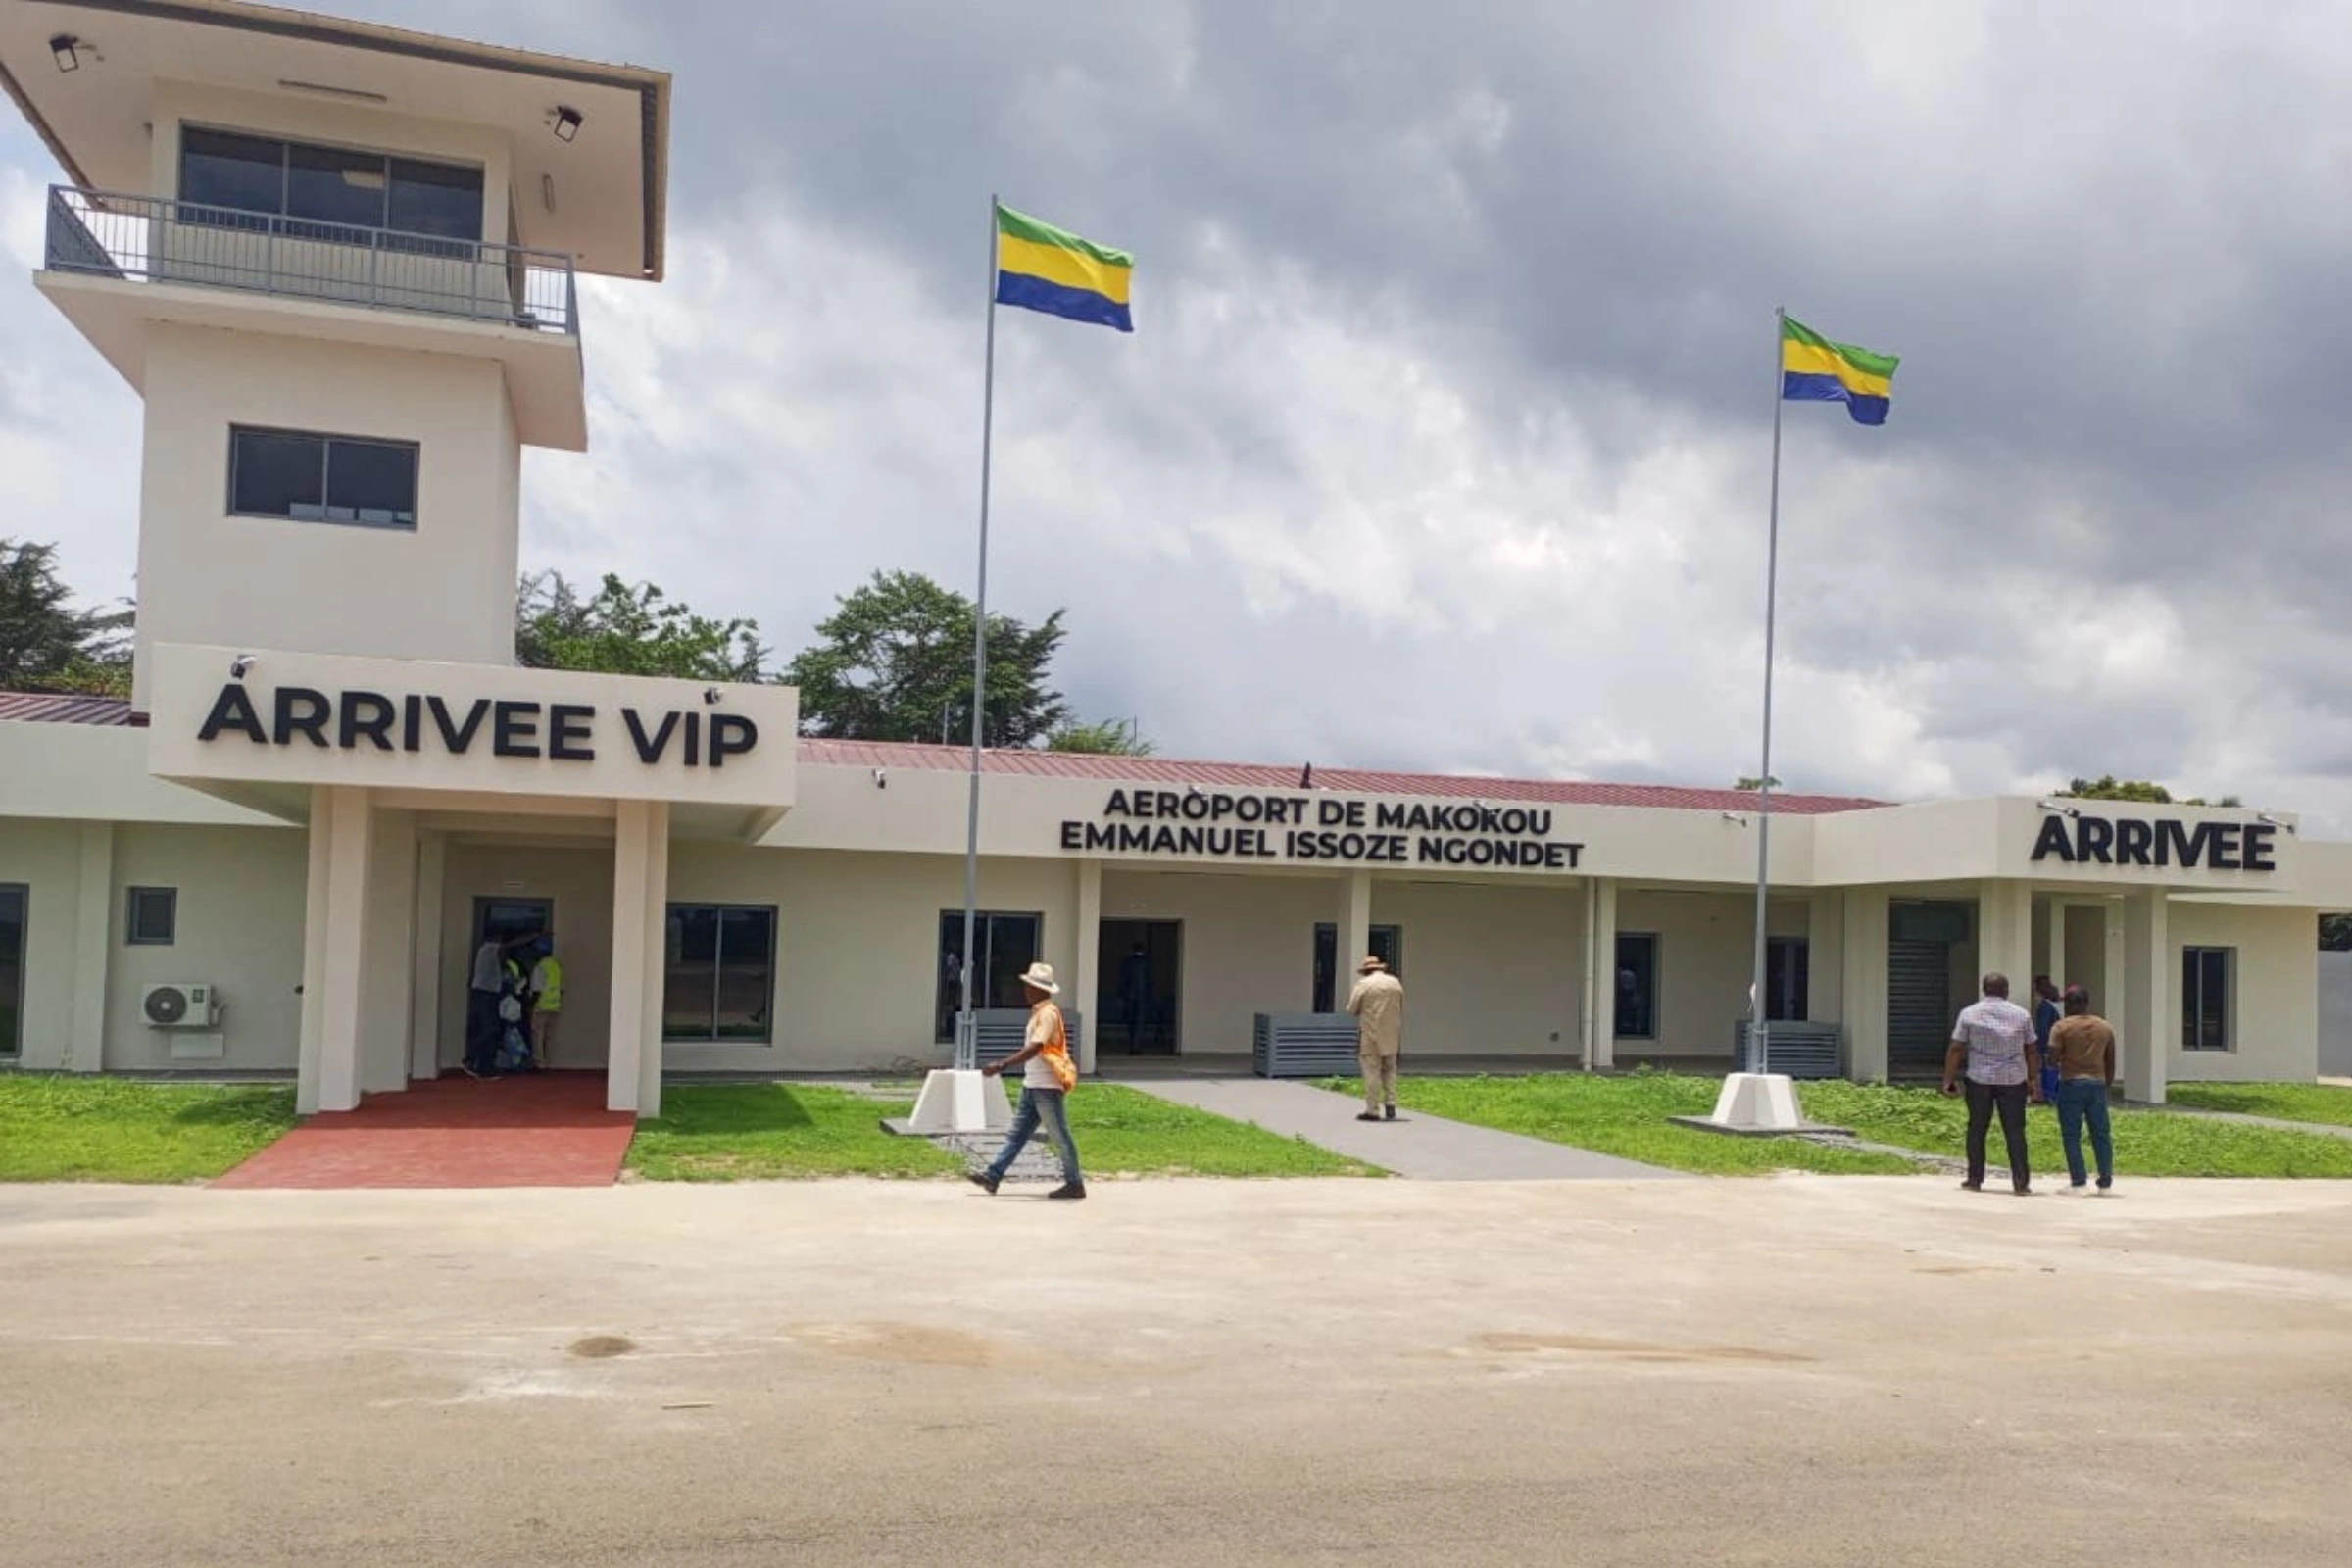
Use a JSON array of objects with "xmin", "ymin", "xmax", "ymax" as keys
[{"xmin": 229, "ymin": 427, "xmax": 418, "ymax": 529}]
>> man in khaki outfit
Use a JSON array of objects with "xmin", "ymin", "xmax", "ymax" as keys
[{"xmin": 1346, "ymin": 955, "xmax": 1404, "ymax": 1122}]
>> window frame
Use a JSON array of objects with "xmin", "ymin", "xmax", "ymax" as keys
[
  {"xmin": 2181, "ymin": 945, "xmax": 2234, "ymax": 1053},
  {"xmin": 124, "ymin": 886, "xmax": 178, "ymax": 948},
  {"xmin": 228, "ymin": 425, "xmax": 420, "ymax": 530},
  {"xmin": 0, "ymin": 882, "xmax": 25, "ymax": 1060},
  {"xmin": 1614, "ymin": 931, "xmax": 1660, "ymax": 1041},
  {"xmin": 935, "ymin": 910, "xmax": 1047, "ymax": 1044},
  {"xmin": 176, "ymin": 123, "xmax": 487, "ymax": 247},
  {"xmin": 661, "ymin": 903, "xmax": 778, "ymax": 1046}
]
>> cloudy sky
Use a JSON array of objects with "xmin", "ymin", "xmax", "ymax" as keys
[{"xmin": 6, "ymin": 0, "xmax": 2351, "ymax": 822}]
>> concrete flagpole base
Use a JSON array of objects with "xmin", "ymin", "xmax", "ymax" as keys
[
  {"xmin": 1705, "ymin": 1071, "xmax": 1806, "ymax": 1132},
  {"xmin": 904, "ymin": 1068, "xmax": 1012, "ymax": 1135}
]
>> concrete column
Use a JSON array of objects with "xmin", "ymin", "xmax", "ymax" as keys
[
  {"xmin": 1807, "ymin": 892, "xmax": 1845, "ymax": 1026},
  {"xmin": 1978, "ymin": 880, "xmax": 2033, "ymax": 995},
  {"xmin": 359, "ymin": 809, "xmax": 416, "ymax": 1096},
  {"xmin": 2102, "ymin": 901, "xmax": 2128, "ymax": 1041},
  {"xmin": 636, "ymin": 803, "xmax": 670, "ymax": 1118},
  {"xmin": 1841, "ymin": 890, "xmax": 1891, "ymax": 1081},
  {"xmin": 409, "ymin": 832, "xmax": 447, "ymax": 1082},
  {"xmin": 2042, "ymin": 898, "xmax": 2068, "ymax": 997},
  {"xmin": 1339, "ymin": 869, "xmax": 1373, "ymax": 978},
  {"xmin": 1583, "ymin": 877, "xmax": 1618, "ymax": 1069},
  {"xmin": 314, "ymin": 785, "xmax": 374, "ymax": 1113},
  {"xmin": 607, "ymin": 801, "xmax": 653, "ymax": 1116},
  {"xmin": 1073, "ymin": 858, "xmax": 1102, "ymax": 1074},
  {"xmin": 2123, "ymin": 890, "xmax": 2170, "ymax": 1104},
  {"xmin": 66, "ymin": 823, "xmax": 114, "ymax": 1073},
  {"xmin": 296, "ymin": 788, "xmax": 334, "ymax": 1115}
]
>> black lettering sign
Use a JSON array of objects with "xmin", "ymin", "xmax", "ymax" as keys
[
  {"xmin": 189, "ymin": 685, "xmax": 763, "ymax": 772},
  {"xmin": 549, "ymin": 704, "xmax": 596, "ymax": 761},
  {"xmin": 197, "ymin": 683, "xmax": 268, "ymax": 743},
  {"xmin": 492, "ymin": 700, "xmax": 542, "ymax": 759},
  {"xmin": 2031, "ymin": 813, "xmax": 2280, "ymax": 873},
  {"xmin": 709, "ymin": 713, "xmax": 758, "ymax": 767},
  {"xmin": 1061, "ymin": 789, "xmax": 1583, "ymax": 871}
]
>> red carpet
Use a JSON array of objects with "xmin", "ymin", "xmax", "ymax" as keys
[{"xmin": 214, "ymin": 1072, "xmax": 636, "ymax": 1190}]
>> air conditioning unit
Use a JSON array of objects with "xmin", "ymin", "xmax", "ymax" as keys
[{"xmin": 141, "ymin": 982, "xmax": 219, "ymax": 1030}]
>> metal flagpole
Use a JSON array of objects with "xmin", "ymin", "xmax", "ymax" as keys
[
  {"xmin": 956, "ymin": 196, "xmax": 1002, "ymax": 1072},
  {"xmin": 1746, "ymin": 306, "xmax": 1787, "ymax": 1079}
]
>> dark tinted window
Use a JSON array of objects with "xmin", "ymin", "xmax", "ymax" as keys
[
  {"xmin": 179, "ymin": 127, "xmax": 283, "ymax": 218},
  {"xmin": 1615, "ymin": 933, "xmax": 1659, "ymax": 1040},
  {"xmin": 126, "ymin": 887, "xmax": 177, "ymax": 947},
  {"xmin": 0, "ymin": 884, "xmax": 24, "ymax": 1058},
  {"xmin": 286, "ymin": 140, "xmax": 387, "ymax": 232},
  {"xmin": 664, "ymin": 906, "xmax": 776, "ymax": 1044},
  {"xmin": 230, "ymin": 428, "xmax": 416, "ymax": 529},
  {"xmin": 388, "ymin": 157, "xmax": 483, "ymax": 241}
]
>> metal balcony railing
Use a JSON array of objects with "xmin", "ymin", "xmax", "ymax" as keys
[{"xmin": 43, "ymin": 185, "xmax": 579, "ymax": 337}]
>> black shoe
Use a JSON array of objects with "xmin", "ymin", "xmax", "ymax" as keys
[
  {"xmin": 1047, "ymin": 1183, "xmax": 1087, "ymax": 1200},
  {"xmin": 1356, "ymin": 1112, "xmax": 1383, "ymax": 1123},
  {"xmin": 1384, "ymin": 1106, "xmax": 1396, "ymax": 1121},
  {"xmin": 1960, "ymin": 1180, "xmax": 1983, "ymax": 1192},
  {"xmin": 966, "ymin": 1172, "xmax": 1000, "ymax": 1196}
]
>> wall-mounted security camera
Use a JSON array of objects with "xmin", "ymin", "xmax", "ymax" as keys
[
  {"xmin": 1721, "ymin": 811, "xmax": 1749, "ymax": 825},
  {"xmin": 2036, "ymin": 799, "xmax": 2082, "ymax": 818},
  {"xmin": 871, "ymin": 768, "xmax": 888, "ymax": 790},
  {"xmin": 228, "ymin": 655, "xmax": 254, "ymax": 679},
  {"xmin": 2258, "ymin": 812, "xmax": 2298, "ymax": 835},
  {"xmin": 703, "ymin": 687, "xmax": 722, "ymax": 705}
]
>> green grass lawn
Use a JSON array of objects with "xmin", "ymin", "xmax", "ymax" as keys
[
  {"xmin": 1795, "ymin": 1080, "xmax": 2352, "ymax": 1178},
  {"xmin": 1325, "ymin": 1072, "xmax": 1922, "ymax": 1176},
  {"xmin": 2166, "ymin": 1082, "xmax": 2352, "ymax": 1130},
  {"xmin": 625, "ymin": 1082, "xmax": 1381, "ymax": 1181},
  {"xmin": 1348, "ymin": 1071, "xmax": 2352, "ymax": 1180},
  {"xmin": 0, "ymin": 1074, "xmax": 296, "ymax": 1182}
]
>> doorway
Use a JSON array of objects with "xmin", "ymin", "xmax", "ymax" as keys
[
  {"xmin": 1312, "ymin": 922, "xmax": 1403, "ymax": 1012},
  {"xmin": 1099, "ymin": 919, "xmax": 1183, "ymax": 1054}
]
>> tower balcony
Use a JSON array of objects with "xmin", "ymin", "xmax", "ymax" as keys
[{"xmin": 37, "ymin": 185, "xmax": 590, "ymax": 450}]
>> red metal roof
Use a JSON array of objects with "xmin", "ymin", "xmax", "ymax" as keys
[
  {"xmin": 0, "ymin": 692, "xmax": 141, "ymax": 726},
  {"xmin": 798, "ymin": 737, "xmax": 1884, "ymax": 815},
  {"xmin": 0, "ymin": 693, "xmax": 1883, "ymax": 813}
]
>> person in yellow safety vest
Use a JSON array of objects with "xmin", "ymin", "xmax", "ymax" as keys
[{"xmin": 528, "ymin": 937, "xmax": 564, "ymax": 1070}]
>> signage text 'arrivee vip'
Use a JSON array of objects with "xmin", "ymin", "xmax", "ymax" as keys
[{"xmin": 195, "ymin": 682, "xmax": 759, "ymax": 767}]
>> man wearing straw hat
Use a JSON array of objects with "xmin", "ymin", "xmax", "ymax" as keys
[
  {"xmin": 968, "ymin": 960, "xmax": 1086, "ymax": 1200},
  {"xmin": 1347, "ymin": 954, "xmax": 1405, "ymax": 1122}
]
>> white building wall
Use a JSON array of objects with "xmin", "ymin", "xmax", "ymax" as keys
[
  {"xmin": 102, "ymin": 823, "xmax": 307, "ymax": 1071},
  {"xmin": 0, "ymin": 820, "xmax": 88, "ymax": 1069},
  {"xmin": 133, "ymin": 325, "xmax": 521, "ymax": 706},
  {"xmin": 1368, "ymin": 879, "xmax": 1582, "ymax": 1056},
  {"xmin": 1614, "ymin": 892, "xmax": 1808, "ymax": 1059},
  {"xmin": 665, "ymin": 846, "xmax": 1080, "ymax": 1073},
  {"xmin": 2170, "ymin": 902, "xmax": 2319, "ymax": 1082}
]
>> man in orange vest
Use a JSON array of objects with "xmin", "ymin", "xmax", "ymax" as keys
[{"xmin": 969, "ymin": 961, "xmax": 1085, "ymax": 1200}]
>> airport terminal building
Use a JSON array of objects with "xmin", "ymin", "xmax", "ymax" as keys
[{"xmin": 4, "ymin": 1, "xmax": 2347, "ymax": 1119}]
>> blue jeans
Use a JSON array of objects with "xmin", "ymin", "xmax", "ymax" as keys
[
  {"xmin": 986, "ymin": 1086, "xmax": 1082, "ymax": 1185},
  {"xmin": 2055, "ymin": 1079, "xmax": 2114, "ymax": 1187}
]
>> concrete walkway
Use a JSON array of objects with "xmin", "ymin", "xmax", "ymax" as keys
[{"xmin": 1127, "ymin": 1078, "xmax": 1680, "ymax": 1180}]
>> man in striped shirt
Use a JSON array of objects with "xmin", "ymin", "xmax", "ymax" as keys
[{"xmin": 1941, "ymin": 972, "xmax": 2043, "ymax": 1195}]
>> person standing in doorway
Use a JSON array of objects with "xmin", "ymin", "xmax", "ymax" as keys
[
  {"xmin": 2047, "ymin": 983, "xmax": 2117, "ymax": 1193},
  {"xmin": 2032, "ymin": 974, "xmax": 2064, "ymax": 1105},
  {"xmin": 1119, "ymin": 941, "xmax": 1150, "ymax": 1051},
  {"xmin": 465, "ymin": 932, "xmax": 510, "ymax": 1078},
  {"xmin": 1942, "ymin": 972, "xmax": 2043, "ymax": 1194},
  {"xmin": 968, "ymin": 961, "xmax": 1085, "ymax": 1200},
  {"xmin": 528, "ymin": 936, "xmax": 564, "ymax": 1071},
  {"xmin": 1348, "ymin": 954, "xmax": 1405, "ymax": 1123}
]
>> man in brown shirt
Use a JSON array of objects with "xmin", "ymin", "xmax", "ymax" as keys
[{"xmin": 2046, "ymin": 984, "xmax": 2116, "ymax": 1193}]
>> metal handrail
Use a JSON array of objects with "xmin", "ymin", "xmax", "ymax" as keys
[{"xmin": 42, "ymin": 184, "xmax": 579, "ymax": 338}]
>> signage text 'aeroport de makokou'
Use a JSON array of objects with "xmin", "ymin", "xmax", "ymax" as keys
[
  {"xmin": 2031, "ymin": 812, "xmax": 2279, "ymax": 872},
  {"xmin": 195, "ymin": 682, "xmax": 759, "ymax": 766},
  {"xmin": 1059, "ymin": 788, "xmax": 1586, "ymax": 869}
]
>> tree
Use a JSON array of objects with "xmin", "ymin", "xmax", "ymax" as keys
[
  {"xmin": 0, "ymin": 539, "xmax": 130, "ymax": 696},
  {"xmin": 2321, "ymin": 915, "xmax": 2352, "ymax": 952},
  {"xmin": 785, "ymin": 570, "xmax": 1074, "ymax": 748},
  {"xmin": 515, "ymin": 571, "xmax": 770, "ymax": 682},
  {"xmin": 2060, "ymin": 776, "xmax": 2242, "ymax": 808},
  {"xmin": 1734, "ymin": 775, "xmax": 1781, "ymax": 792},
  {"xmin": 1049, "ymin": 717, "xmax": 1155, "ymax": 757}
]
